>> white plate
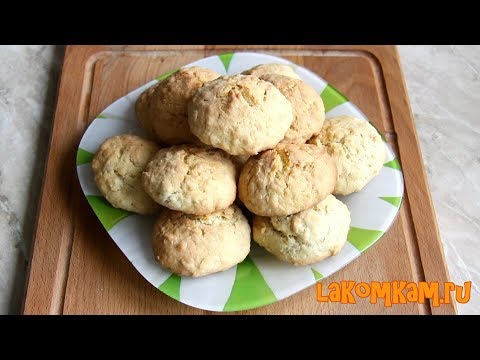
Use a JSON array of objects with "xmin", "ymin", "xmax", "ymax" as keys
[{"xmin": 76, "ymin": 52, "xmax": 404, "ymax": 312}]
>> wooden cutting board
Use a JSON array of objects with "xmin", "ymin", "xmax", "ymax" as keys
[{"xmin": 22, "ymin": 45, "xmax": 455, "ymax": 315}]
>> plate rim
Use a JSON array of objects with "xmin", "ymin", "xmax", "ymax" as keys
[{"xmin": 76, "ymin": 51, "xmax": 405, "ymax": 312}]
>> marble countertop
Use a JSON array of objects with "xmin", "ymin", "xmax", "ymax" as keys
[{"xmin": 0, "ymin": 45, "xmax": 478, "ymax": 314}]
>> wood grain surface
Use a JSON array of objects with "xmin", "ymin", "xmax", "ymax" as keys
[{"xmin": 22, "ymin": 45, "xmax": 456, "ymax": 315}]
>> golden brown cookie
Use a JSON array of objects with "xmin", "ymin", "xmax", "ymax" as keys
[
  {"xmin": 152, "ymin": 205, "xmax": 251, "ymax": 277},
  {"xmin": 260, "ymin": 74, "xmax": 325, "ymax": 143},
  {"xmin": 135, "ymin": 66, "xmax": 220, "ymax": 145},
  {"xmin": 242, "ymin": 63, "xmax": 301, "ymax": 79},
  {"xmin": 142, "ymin": 145, "xmax": 237, "ymax": 215},
  {"xmin": 308, "ymin": 116, "xmax": 386, "ymax": 195},
  {"xmin": 92, "ymin": 134, "xmax": 161, "ymax": 214},
  {"xmin": 238, "ymin": 143, "xmax": 337, "ymax": 216},
  {"xmin": 253, "ymin": 195, "xmax": 351, "ymax": 266},
  {"xmin": 188, "ymin": 75, "xmax": 293, "ymax": 156}
]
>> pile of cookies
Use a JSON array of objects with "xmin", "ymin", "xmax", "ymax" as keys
[{"xmin": 92, "ymin": 63, "xmax": 386, "ymax": 278}]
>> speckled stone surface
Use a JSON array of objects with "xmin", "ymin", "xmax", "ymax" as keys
[
  {"xmin": 0, "ymin": 45, "xmax": 63, "ymax": 314},
  {"xmin": 0, "ymin": 45, "xmax": 477, "ymax": 314},
  {"xmin": 398, "ymin": 46, "xmax": 480, "ymax": 314}
]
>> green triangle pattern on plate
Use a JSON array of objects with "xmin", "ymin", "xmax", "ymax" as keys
[
  {"xmin": 311, "ymin": 268, "xmax": 323, "ymax": 281},
  {"xmin": 218, "ymin": 52, "xmax": 234, "ymax": 72},
  {"xmin": 156, "ymin": 69, "xmax": 179, "ymax": 82},
  {"xmin": 86, "ymin": 195, "xmax": 133, "ymax": 231},
  {"xmin": 320, "ymin": 84, "xmax": 349, "ymax": 112},
  {"xmin": 76, "ymin": 148, "xmax": 94, "ymax": 166},
  {"xmin": 347, "ymin": 227, "xmax": 383, "ymax": 252},
  {"xmin": 223, "ymin": 256, "xmax": 276, "ymax": 311},
  {"xmin": 158, "ymin": 273, "xmax": 181, "ymax": 301},
  {"xmin": 379, "ymin": 196, "xmax": 402, "ymax": 207},
  {"xmin": 384, "ymin": 158, "xmax": 401, "ymax": 170},
  {"xmin": 97, "ymin": 113, "xmax": 108, "ymax": 119}
]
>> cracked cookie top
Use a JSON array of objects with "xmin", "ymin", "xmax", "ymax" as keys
[
  {"xmin": 188, "ymin": 75, "xmax": 293, "ymax": 156},
  {"xmin": 135, "ymin": 66, "xmax": 220, "ymax": 145},
  {"xmin": 92, "ymin": 134, "xmax": 161, "ymax": 214},
  {"xmin": 238, "ymin": 143, "xmax": 337, "ymax": 217},
  {"xmin": 142, "ymin": 144, "xmax": 237, "ymax": 215},
  {"xmin": 152, "ymin": 205, "xmax": 251, "ymax": 277}
]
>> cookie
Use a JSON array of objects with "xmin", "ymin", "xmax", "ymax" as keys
[
  {"xmin": 142, "ymin": 145, "xmax": 237, "ymax": 215},
  {"xmin": 238, "ymin": 143, "xmax": 337, "ymax": 216},
  {"xmin": 242, "ymin": 63, "xmax": 301, "ymax": 80},
  {"xmin": 308, "ymin": 116, "xmax": 386, "ymax": 195},
  {"xmin": 253, "ymin": 195, "xmax": 351, "ymax": 266},
  {"xmin": 188, "ymin": 75, "xmax": 293, "ymax": 156},
  {"xmin": 260, "ymin": 74, "xmax": 325, "ymax": 143},
  {"xmin": 135, "ymin": 66, "xmax": 220, "ymax": 145},
  {"xmin": 152, "ymin": 205, "xmax": 251, "ymax": 277},
  {"xmin": 92, "ymin": 134, "xmax": 161, "ymax": 214}
]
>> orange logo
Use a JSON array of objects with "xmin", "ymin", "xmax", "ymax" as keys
[{"xmin": 316, "ymin": 281, "xmax": 471, "ymax": 306}]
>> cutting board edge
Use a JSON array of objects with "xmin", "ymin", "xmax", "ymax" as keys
[{"xmin": 22, "ymin": 45, "xmax": 455, "ymax": 315}]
